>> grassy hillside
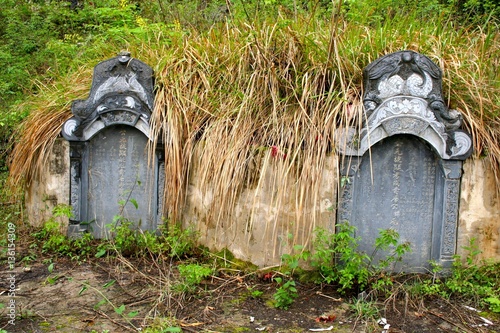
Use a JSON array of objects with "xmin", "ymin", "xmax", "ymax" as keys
[{"xmin": 6, "ymin": 0, "xmax": 500, "ymax": 224}]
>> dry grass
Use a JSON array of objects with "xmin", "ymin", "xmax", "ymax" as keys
[
  {"xmin": 8, "ymin": 11, "xmax": 500, "ymax": 241},
  {"xmin": 8, "ymin": 67, "xmax": 94, "ymax": 187}
]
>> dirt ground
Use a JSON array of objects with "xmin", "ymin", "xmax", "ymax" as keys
[{"xmin": 1, "ymin": 255, "xmax": 499, "ymax": 333}]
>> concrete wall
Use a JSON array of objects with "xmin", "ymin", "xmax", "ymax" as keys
[
  {"xmin": 182, "ymin": 150, "xmax": 338, "ymax": 267},
  {"xmin": 26, "ymin": 141, "xmax": 500, "ymax": 266},
  {"xmin": 25, "ymin": 138, "xmax": 70, "ymax": 234},
  {"xmin": 458, "ymin": 157, "xmax": 500, "ymax": 261}
]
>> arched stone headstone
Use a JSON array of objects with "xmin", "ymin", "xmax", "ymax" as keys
[
  {"xmin": 337, "ymin": 51, "xmax": 473, "ymax": 271},
  {"xmin": 62, "ymin": 52, "xmax": 164, "ymax": 238}
]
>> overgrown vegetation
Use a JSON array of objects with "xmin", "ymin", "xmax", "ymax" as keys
[
  {"xmin": 8, "ymin": 207, "xmax": 500, "ymax": 329},
  {"xmin": 7, "ymin": 0, "xmax": 500, "ymax": 240},
  {"xmin": 29, "ymin": 204, "xmax": 200, "ymax": 262},
  {"xmin": 273, "ymin": 223, "xmax": 411, "ymax": 309}
]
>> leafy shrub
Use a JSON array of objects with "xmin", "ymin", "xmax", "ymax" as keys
[
  {"xmin": 405, "ymin": 238, "xmax": 500, "ymax": 312},
  {"xmin": 309, "ymin": 223, "xmax": 410, "ymax": 292},
  {"xmin": 32, "ymin": 204, "xmax": 96, "ymax": 259},
  {"xmin": 274, "ymin": 223, "xmax": 411, "ymax": 308},
  {"xmin": 102, "ymin": 219, "xmax": 198, "ymax": 259}
]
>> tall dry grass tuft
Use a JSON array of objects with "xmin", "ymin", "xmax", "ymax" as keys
[
  {"xmin": 149, "ymin": 20, "xmax": 357, "ymax": 249},
  {"xmin": 8, "ymin": 67, "xmax": 94, "ymax": 188}
]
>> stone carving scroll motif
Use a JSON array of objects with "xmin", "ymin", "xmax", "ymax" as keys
[
  {"xmin": 338, "ymin": 50, "xmax": 473, "ymax": 160},
  {"xmin": 62, "ymin": 51, "xmax": 154, "ymax": 142}
]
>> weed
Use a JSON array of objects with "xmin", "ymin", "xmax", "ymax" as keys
[
  {"xmin": 174, "ymin": 263, "xmax": 213, "ymax": 293},
  {"xmin": 104, "ymin": 219, "xmax": 198, "ymax": 259},
  {"xmin": 142, "ymin": 318, "xmax": 182, "ymax": 333},
  {"xmin": 163, "ymin": 223, "xmax": 198, "ymax": 259},
  {"xmin": 79, "ymin": 280, "xmax": 139, "ymax": 328},
  {"xmin": 247, "ymin": 287, "xmax": 264, "ymax": 299},
  {"xmin": 273, "ymin": 277, "xmax": 298, "ymax": 310},
  {"xmin": 32, "ymin": 204, "xmax": 96, "ymax": 260},
  {"xmin": 350, "ymin": 298, "xmax": 380, "ymax": 321},
  {"xmin": 404, "ymin": 238, "xmax": 500, "ymax": 313},
  {"xmin": 273, "ymin": 223, "xmax": 411, "ymax": 308},
  {"xmin": 485, "ymin": 296, "xmax": 500, "ymax": 313},
  {"xmin": 309, "ymin": 223, "xmax": 410, "ymax": 292}
]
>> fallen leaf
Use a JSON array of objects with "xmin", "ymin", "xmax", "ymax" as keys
[{"xmin": 315, "ymin": 314, "xmax": 336, "ymax": 322}]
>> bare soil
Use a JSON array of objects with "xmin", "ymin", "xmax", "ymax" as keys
[{"xmin": 1, "ymin": 254, "xmax": 499, "ymax": 333}]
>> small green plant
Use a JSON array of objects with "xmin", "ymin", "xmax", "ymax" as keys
[
  {"xmin": 164, "ymin": 223, "xmax": 198, "ymax": 259},
  {"xmin": 485, "ymin": 296, "xmax": 500, "ymax": 313},
  {"xmin": 308, "ymin": 223, "xmax": 410, "ymax": 292},
  {"xmin": 280, "ymin": 244, "xmax": 310, "ymax": 275},
  {"xmin": 33, "ymin": 205, "xmax": 73, "ymax": 256},
  {"xmin": 174, "ymin": 263, "xmax": 213, "ymax": 293},
  {"xmin": 105, "ymin": 219, "xmax": 198, "ymax": 258},
  {"xmin": 272, "ymin": 222, "xmax": 411, "ymax": 308},
  {"xmin": 405, "ymin": 238, "xmax": 500, "ymax": 314},
  {"xmin": 32, "ymin": 204, "xmax": 97, "ymax": 260},
  {"xmin": 80, "ymin": 280, "xmax": 139, "ymax": 328},
  {"xmin": 141, "ymin": 317, "xmax": 183, "ymax": 333},
  {"xmin": 350, "ymin": 298, "xmax": 380, "ymax": 321},
  {"xmin": 273, "ymin": 277, "xmax": 298, "ymax": 310},
  {"xmin": 248, "ymin": 287, "xmax": 264, "ymax": 299}
]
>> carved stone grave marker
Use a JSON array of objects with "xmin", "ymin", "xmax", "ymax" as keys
[
  {"xmin": 337, "ymin": 51, "xmax": 472, "ymax": 270},
  {"xmin": 62, "ymin": 52, "xmax": 164, "ymax": 238}
]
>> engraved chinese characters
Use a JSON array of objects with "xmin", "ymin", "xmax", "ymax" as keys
[
  {"xmin": 87, "ymin": 126, "xmax": 155, "ymax": 238},
  {"xmin": 352, "ymin": 136, "xmax": 442, "ymax": 269},
  {"xmin": 338, "ymin": 51, "xmax": 472, "ymax": 271}
]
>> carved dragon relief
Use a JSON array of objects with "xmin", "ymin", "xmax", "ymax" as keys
[{"xmin": 340, "ymin": 50, "xmax": 472, "ymax": 160}]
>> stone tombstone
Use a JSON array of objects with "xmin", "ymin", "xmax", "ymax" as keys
[
  {"xmin": 62, "ymin": 52, "xmax": 164, "ymax": 238},
  {"xmin": 337, "ymin": 51, "xmax": 473, "ymax": 271}
]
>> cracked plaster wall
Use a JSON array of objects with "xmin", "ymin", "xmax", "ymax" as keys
[
  {"xmin": 25, "ymin": 138, "xmax": 70, "ymax": 234},
  {"xmin": 458, "ymin": 157, "xmax": 500, "ymax": 261}
]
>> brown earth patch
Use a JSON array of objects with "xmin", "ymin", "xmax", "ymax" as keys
[{"xmin": 1, "ymin": 255, "xmax": 499, "ymax": 333}]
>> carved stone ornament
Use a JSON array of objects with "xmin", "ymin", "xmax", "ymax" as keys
[
  {"xmin": 338, "ymin": 50, "xmax": 473, "ymax": 160},
  {"xmin": 336, "ymin": 51, "xmax": 474, "ymax": 271},
  {"xmin": 62, "ymin": 51, "xmax": 155, "ymax": 141}
]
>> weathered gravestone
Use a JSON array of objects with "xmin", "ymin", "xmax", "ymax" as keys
[
  {"xmin": 62, "ymin": 52, "xmax": 164, "ymax": 238},
  {"xmin": 337, "ymin": 51, "xmax": 473, "ymax": 271}
]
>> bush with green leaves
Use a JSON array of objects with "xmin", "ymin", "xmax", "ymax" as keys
[
  {"xmin": 33, "ymin": 204, "xmax": 74, "ymax": 256},
  {"xmin": 273, "ymin": 276, "xmax": 299, "ymax": 310},
  {"xmin": 103, "ymin": 219, "xmax": 198, "ymax": 259},
  {"xmin": 404, "ymin": 238, "xmax": 500, "ymax": 313},
  {"xmin": 308, "ymin": 223, "xmax": 410, "ymax": 292},
  {"xmin": 274, "ymin": 223, "xmax": 411, "ymax": 308}
]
